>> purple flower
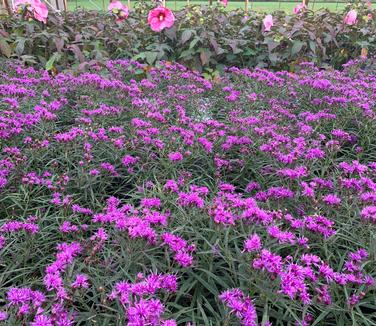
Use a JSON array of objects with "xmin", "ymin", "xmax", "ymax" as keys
[
  {"xmin": 164, "ymin": 179, "xmax": 179, "ymax": 192},
  {"xmin": 361, "ymin": 206, "xmax": 376, "ymax": 223},
  {"xmin": 0, "ymin": 311, "xmax": 8, "ymax": 321},
  {"xmin": 122, "ymin": 155, "xmax": 139, "ymax": 166},
  {"xmin": 219, "ymin": 289, "xmax": 257, "ymax": 326},
  {"xmin": 168, "ymin": 152, "xmax": 183, "ymax": 161},
  {"xmin": 174, "ymin": 251, "xmax": 193, "ymax": 267},
  {"xmin": 71, "ymin": 274, "xmax": 89, "ymax": 289},
  {"xmin": 31, "ymin": 315, "xmax": 53, "ymax": 326},
  {"xmin": 243, "ymin": 234, "xmax": 262, "ymax": 252},
  {"xmin": 162, "ymin": 233, "xmax": 187, "ymax": 252},
  {"xmin": 322, "ymin": 194, "xmax": 341, "ymax": 206},
  {"xmin": 141, "ymin": 197, "xmax": 161, "ymax": 208},
  {"xmin": 178, "ymin": 191, "xmax": 205, "ymax": 208}
]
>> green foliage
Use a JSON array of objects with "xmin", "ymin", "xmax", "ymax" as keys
[{"xmin": 0, "ymin": 1, "xmax": 375, "ymax": 72}]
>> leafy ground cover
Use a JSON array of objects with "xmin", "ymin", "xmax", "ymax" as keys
[{"xmin": 0, "ymin": 57, "xmax": 375, "ymax": 325}]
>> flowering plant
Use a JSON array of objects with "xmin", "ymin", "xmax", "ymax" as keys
[
  {"xmin": 0, "ymin": 3, "xmax": 375, "ymax": 71},
  {"xmin": 0, "ymin": 58, "xmax": 375, "ymax": 324},
  {"xmin": 108, "ymin": 0, "xmax": 129, "ymax": 23},
  {"xmin": 148, "ymin": 6, "xmax": 175, "ymax": 32},
  {"xmin": 344, "ymin": 9, "xmax": 358, "ymax": 25},
  {"xmin": 13, "ymin": 0, "xmax": 48, "ymax": 23}
]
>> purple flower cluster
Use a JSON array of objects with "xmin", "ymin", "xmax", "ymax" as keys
[
  {"xmin": 250, "ymin": 247, "xmax": 373, "ymax": 306},
  {"xmin": 162, "ymin": 232, "xmax": 195, "ymax": 267},
  {"xmin": 219, "ymin": 289, "xmax": 258, "ymax": 326},
  {"xmin": 0, "ymin": 216, "xmax": 39, "ymax": 249},
  {"xmin": 109, "ymin": 273, "xmax": 178, "ymax": 325}
]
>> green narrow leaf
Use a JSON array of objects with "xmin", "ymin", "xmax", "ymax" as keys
[
  {"xmin": 261, "ymin": 300, "xmax": 269, "ymax": 325},
  {"xmin": 45, "ymin": 52, "xmax": 61, "ymax": 71}
]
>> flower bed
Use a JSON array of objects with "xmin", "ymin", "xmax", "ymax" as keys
[
  {"xmin": 0, "ymin": 58, "xmax": 375, "ymax": 324},
  {"xmin": 0, "ymin": 1, "xmax": 375, "ymax": 72}
]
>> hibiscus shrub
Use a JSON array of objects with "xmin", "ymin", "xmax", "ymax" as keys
[
  {"xmin": 0, "ymin": 58, "xmax": 376, "ymax": 325},
  {"xmin": 0, "ymin": 1, "xmax": 375, "ymax": 72}
]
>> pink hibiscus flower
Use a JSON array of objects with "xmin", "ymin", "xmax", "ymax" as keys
[
  {"xmin": 221, "ymin": 0, "xmax": 228, "ymax": 7},
  {"xmin": 33, "ymin": 0, "xmax": 48, "ymax": 23},
  {"xmin": 108, "ymin": 1, "xmax": 129, "ymax": 23},
  {"xmin": 148, "ymin": 7, "xmax": 175, "ymax": 32},
  {"xmin": 293, "ymin": 3, "xmax": 306, "ymax": 14},
  {"xmin": 263, "ymin": 14, "xmax": 273, "ymax": 32},
  {"xmin": 344, "ymin": 9, "xmax": 357, "ymax": 25},
  {"xmin": 14, "ymin": 0, "xmax": 48, "ymax": 24}
]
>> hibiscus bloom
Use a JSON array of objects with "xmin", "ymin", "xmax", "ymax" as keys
[
  {"xmin": 263, "ymin": 14, "xmax": 273, "ymax": 32},
  {"xmin": 14, "ymin": 0, "xmax": 48, "ymax": 24},
  {"xmin": 108, "ymin": 1, "xmax": 129, "ymax": 23},
  {"xmin": 33, "ymin": 0, "xmax": 48, "ymax": 23},
  {"xmin": 148, "ymin": 7, "xmax": 175, "ymax": 32},
  {"xmin": 344, "ymin": 9, "xmax": 357, "ymax": 25},
  {"xmin": 221, "ymin": 0, "xmax": 228, "ymax": 7},
  {"xmin": 293, "ymin": 3, "xmax": 306, "ymax": 14}
]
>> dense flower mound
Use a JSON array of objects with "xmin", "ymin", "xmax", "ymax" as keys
[{"xmin": 0, "ymin": 59, "xmax": 376, "ymax": 325}]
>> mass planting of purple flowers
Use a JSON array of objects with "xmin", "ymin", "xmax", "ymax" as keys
[{"xmin": 0, "ymin": 58, "xmax": 375, "ymax": 325}]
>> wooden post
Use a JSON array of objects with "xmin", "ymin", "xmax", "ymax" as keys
[
  {"xmin": 44, "ymin": 0, "xmax": 67, "ymax": 11},
  {"xmin": 0, "ymin": 1, "xmax": 6, "ymax": 15},
  {"xmin": 361, "ymin": 48, "xmax": 368, "ymax": 59},
  {"xmin": 303, "ymin": 0, "xmax": 309, "ymax": 6},
  {"xmin": 244, "ymin": 0, "xmax": 248, "ymax": 13},
  {"xmin": 127, "ymin": 0, "xmax": 130, "ymax": 8},
  {"xmin": 2, "ymin": 0, "xmax": 12, "ymax": 15}
]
